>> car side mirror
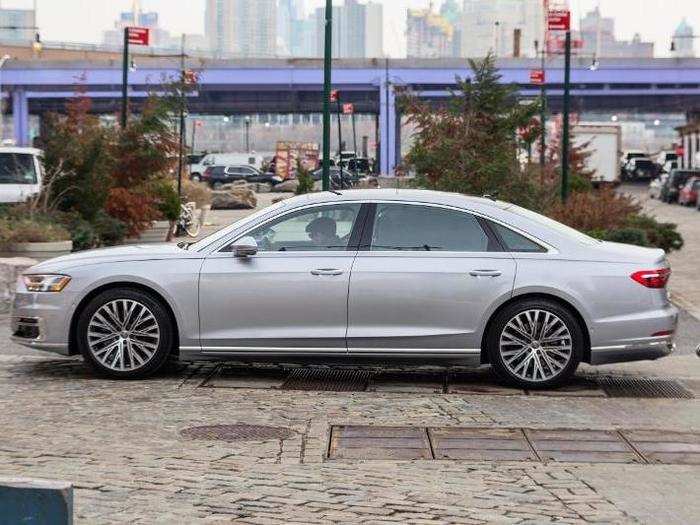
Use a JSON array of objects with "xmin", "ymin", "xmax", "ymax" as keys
[{"xmin": 231, "ymin": 236, "xmax": 258, "ymax": 257}]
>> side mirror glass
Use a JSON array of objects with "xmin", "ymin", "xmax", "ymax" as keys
[{"xmin": 231, "ymin": 236, "xmax": 258, "ymax": 257}]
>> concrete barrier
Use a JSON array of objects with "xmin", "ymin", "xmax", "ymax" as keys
[
  {"xmin": 0, "ymin": 257, "xmax": 38, "ymax": 313},
  {"xmin": 0, "ymin": 477, "xmax": 73, "ymax": 525}
]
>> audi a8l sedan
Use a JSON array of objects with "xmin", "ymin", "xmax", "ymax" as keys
[{"xmin": 11, "ymin": 189, "xmax": 677, "ymax": 388}]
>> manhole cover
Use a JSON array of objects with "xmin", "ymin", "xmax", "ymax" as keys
[
  {"xmin": 180, "ymin": 424, "xmax": 295, "ymax": 442},
  {"xmin": 598, "ymin": 377, "xmax": 694, "ymax": 399},
  {"xmin": 282, "ymin": 368, "xmax": 371, "ymax": 392}
]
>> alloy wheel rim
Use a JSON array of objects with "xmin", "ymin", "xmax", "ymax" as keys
[
  {"xmin": 87, "ymin": 299, "xmax": 160, "ymax": 372},
  {"xmin": 499, "ymin": 309, "xmax": 572, "ymax": 382}
]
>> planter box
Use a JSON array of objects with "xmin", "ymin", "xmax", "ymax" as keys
[
  {"xmin": 126, "ymin": 221, "xmax": 174, "ymax": 244},
  {"xmin": 5, "ymin": 240, "xmax": 73, "ymax": 260}
]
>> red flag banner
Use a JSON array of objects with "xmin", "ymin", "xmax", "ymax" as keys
[{"xmin": 127, "ymin": 27, "xmax": 150, "ymax": 46}]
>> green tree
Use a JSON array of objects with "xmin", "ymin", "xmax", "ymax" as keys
[{"xmin": 400, "ymin": 53, "xmax": 540, "ymax": 200}]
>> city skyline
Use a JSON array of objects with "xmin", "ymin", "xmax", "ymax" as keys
[{"xmin": 0, "ymin": 0, "xmax": 697, "ymax": 57}]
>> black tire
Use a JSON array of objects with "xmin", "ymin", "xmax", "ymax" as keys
[
  {"xmin": 76, "ymin": 288, "xmax": 175, "ymax": 379},
  {"xmin": 191, "ymin": 174, "xmax": 201, "ymax": 182},
  {"xmin": 485, "ymin": 299, "xmax": 584, "ymax": 389}
]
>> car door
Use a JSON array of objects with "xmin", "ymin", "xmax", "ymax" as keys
[
  {"xmin": 347, "ymin": 202, "xmax": 516, "ymax": 355},
  {"xmin": 198, "ymin": 202, "xmax": 366, "ymax": 353}
]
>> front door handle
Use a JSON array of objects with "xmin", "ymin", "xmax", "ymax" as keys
[
  {"xmin": 311, "ymin": 268, "xmax": 344, "ymax": 276},
  {"xmin": 469, "ymin": 269, "xmax": 502, "ymax": 277}
]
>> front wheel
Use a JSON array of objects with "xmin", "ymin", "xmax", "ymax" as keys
[
  {"xmin": 76, "ymin": 288, "xmax": 175, "ymax": 379},
  {"xmin": 486, "ymin": 299, "xmax": 583, "ymax": 389}
]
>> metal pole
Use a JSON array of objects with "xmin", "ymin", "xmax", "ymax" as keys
[
  {"xmin": 538, "ymin": 42, "xmax": 546, "ymax": 174},
  {"xmin": 177, "ymin": 34, "xmax": 186, "ymax": 200},
  {"xmin": 561, "ymin": 30, "xmax": 571, "ymax": 202},
  {"xmin": 321, "ymin": 0, "xmax": 332, "ymax": 191},
  {"xmin": 245, "ymin": 118, "xmax": 250, "ymax": 153},
  {"xmin": 351, "ymin": 111, "xmax": 358, "ymax": 174},
  {"xmin": 336, "ymin": 97, "xmax": 343, "ymax": 158},
  {"xmin": 121, "ymin": 27, "xmax": 129, "ymax": 129},
  {"xmin": 191, "ymin": 121, "xmax": 196, "ymax": 153}
]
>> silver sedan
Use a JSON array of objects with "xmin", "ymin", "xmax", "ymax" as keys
[{"xmin": 11, "ymin": 189, "xmax": 678, "ymax": 388}]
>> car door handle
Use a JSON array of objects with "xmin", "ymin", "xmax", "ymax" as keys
[
  {"xmin": 469, "ymin": 270, "xmax": 502, "ymax": 277},
  {"xmin": 311, "ymin": 268, "xmax": 344, "ymax": 276}
]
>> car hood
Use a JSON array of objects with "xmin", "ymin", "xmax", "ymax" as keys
[
  {"xmin": 28, "ymin": 243, "xmax": 195, "ymax": 272},
  {"xmin": 591, "ymin": 241, "xmax": 666, "ymax": 265}
]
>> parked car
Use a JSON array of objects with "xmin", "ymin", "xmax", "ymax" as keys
[
  {"xmin": 678, "ymin": 176, "xmax": 700, "ymax": 206},
  {"xmin": 648, "ymin": 174, "xmax": 668, "ymax": 199},
  {"xmin": 0, "ymin": 146, "xmax": 44, "ymax": 203},
  {"xmin": 202, "ymin": 165, "xmax": 262, "ymax": 189},
  {"xmin": 619, "ymin": 150, "xmax": 647, "ymax": 169},
  {"xmin": 191, "ymin": 153, "xmax": 265, "ymax": 181},
  {"xmin": 311, "ymin": 167, "xmax": 355, "ymax": 189},
  {"xmin": 12, "ymin": 190, "xmax": 677, "ymax": 388},
  {"xmin": 660, "ymin": 169, "xmax": 699, "ymax": 203},
  {"xmin": 622, "ymin": 158, "xmax": 657, "ymax": 181}
]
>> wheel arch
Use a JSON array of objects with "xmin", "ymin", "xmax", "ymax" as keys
[
  {"xmin": 69, "ymin": 281, "xmax": 180, "ymax": 357},
  {"xmin": 480, "ymin": 292, "xmax": 592, "ymax": 364}
]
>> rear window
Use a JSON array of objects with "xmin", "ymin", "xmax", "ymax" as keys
[{"xmin": 0, "ymin": 153, "xmax": 37, "ymax": 184}]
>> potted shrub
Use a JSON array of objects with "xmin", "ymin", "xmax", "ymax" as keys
[{"xmin": 0, "ymin": 217, "xmax": 72, "ymax": 259}]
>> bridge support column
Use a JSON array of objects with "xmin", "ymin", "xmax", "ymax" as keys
[
  {"xmin": 379, "ymin": 81, "xmax": 396, "ymax": 176},
  {"xmin": 12, "ymin": 90, "xmax": 29, "ymax": 146}
]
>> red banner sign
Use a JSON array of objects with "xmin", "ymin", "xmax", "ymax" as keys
[
  {"xmin": 127, "ymin": 27, "xmax": 150, "ymax": 46},
  {"xmin": 183, "ymin": 69, "xmax": 199, "ymax": 85},
  {"xmin": 547, "ymin": 10, "xmax": 570, "ymax": 31},
  {"xmin": 342, "ymin": 103, "xmax": 354, "ymax": 115},
  {"xmin": 329, "ymin": 89, "xmax": 339, "ymax": 102},
  {"xmin": 529, "ymin": 70, "xmax": 545, "ymax": 85}
]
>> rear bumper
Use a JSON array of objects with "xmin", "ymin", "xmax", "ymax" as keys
[{"xmin": 590, "ymin": 337, "xmax": 675, "ymax": 365}]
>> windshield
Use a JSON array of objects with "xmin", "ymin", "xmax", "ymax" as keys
[
  {"xmin": 0, "ymin": 153, "xmax": 38, "ymax": 184},
  {"xmin": 186, "ymin": 199, "xmax": 289, "ymax": 251},
  {"xmin": 506, "ymin": 204, "xmax": 599, "ymax": 246}
]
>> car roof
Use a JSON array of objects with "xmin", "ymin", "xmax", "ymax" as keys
[{"xmin": 286, "ymin": 188, "xmax": 511, "ymax": 212}]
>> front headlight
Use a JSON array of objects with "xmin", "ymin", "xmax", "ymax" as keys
[{"xmin": 23, "ymin": 274, "xmax": 71, "ymax": 293}]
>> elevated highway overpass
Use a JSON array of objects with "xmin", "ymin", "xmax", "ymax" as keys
[{"xmin": 3, "ymin": 57, "xmax": 699, "ymax": 174}]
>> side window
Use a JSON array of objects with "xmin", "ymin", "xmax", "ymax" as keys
[
  {"xmin": 488, "ymin": 221, "xmax": 546, "ymax": 253},
  {"xmin": 370, "ymin": 203, "xmax": 489, "ymax": 252},
  {"xmin": 236, "ymin": 204, "xmax": 362, "ymax": 252}
]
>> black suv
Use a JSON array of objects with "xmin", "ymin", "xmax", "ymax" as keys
[
  {"xmin": 202, "ymin": 165, "xmax": 262, "ymax": 188},
  {"xmin": 660, "ymin": 169, "xmax": 700, "ymax": 203}
]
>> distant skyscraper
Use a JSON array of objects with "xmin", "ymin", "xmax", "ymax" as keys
[
  {"xmin": 206, "ymin": 0, "xmax": 277, "ymax": 58},
  {"xmin": 315, "ymin": 0, "xmax": 383, "ymax": 59},
  {"xmin": 102, "ymin": 10, "xmax": 172, "ymax": 49},
  {"xmin": 575, "ymin": 8, "xmax": 653, "ymax": 58},
  {"xmin": 407, "ymin": 7, "xmax": 453, "ymax": 59},
  {"xmin": 0, "ymin": 7, "xmax": 36, "ymax": 43},
  {"xmin": 672, "ymin": 18, "xmax": 695, "ymax": 58},
  {"xmin": 461, "ymin": 0, "xmax": 544, "ymax": 58}
]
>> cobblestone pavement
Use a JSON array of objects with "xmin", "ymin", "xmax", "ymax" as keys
[{"xmin": 2, "ymin": 314, "xmax": 700, "ymax": 525}]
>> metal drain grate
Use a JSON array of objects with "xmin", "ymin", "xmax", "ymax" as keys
[
  {"xmin": 180, "ymin": 424, "xmax": 296, "ymax": 442},
  {"xmin": 597, "ymin": 376, "xmax": 695, "ymax": 399},
  {"xmin": 281, "ymin": 368, "xmax": 371, "ymax": 392}
]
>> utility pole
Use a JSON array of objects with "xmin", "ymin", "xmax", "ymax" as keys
[
  {"xmin": 561, "ymin": 29, "xmax": 571, "ymax": 202},
  {"xmin": 534, "ymin": 40, "xmax": 547, "ymax": 175},
  {"xmin": 245, "ymin": 116, "xmax": 251, "ymax": 153},
  {"xmin": 121, "ymin": 27, "xmax": 129, "ymax": 129},
  {"xmin": 321, "ymin": 0, "xmax": 332, "ymax": 191},
  {"xmin": 336, "ymin": 96, "xmax": 343, "ymax": 158},
  {"xmin": 177, "ymin": 34, "xmax": 186, "ymax": 200}
]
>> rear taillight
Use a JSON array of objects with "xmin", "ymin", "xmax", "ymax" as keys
[{"xmin": 630, "ymin": 268, "xmax": 670, "ymax": 289}]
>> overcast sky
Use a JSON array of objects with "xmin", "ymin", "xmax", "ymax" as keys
[{"xmin": 1, "ymin": 0, "xmax": 697, "ymax": 57}]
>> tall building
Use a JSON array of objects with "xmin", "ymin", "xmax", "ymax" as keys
[
  {"xmin": 315, "ymin": 0, "xmax": 383, "ymax": 59},
  {"xmin": 0, "ymin": 7, "xmax": 36, "ymax": 43},
  {"xmin": 290, "ymin": 16, "xmax": 317, "ymax": 57},
  {"xmin": 102, "ymin": 11, "xmax": 172, "ymax": 49},
  {"xmin": 407, "ymin": 7, "xmax": 453, "ymax": 59},
  {"xmin": 672, "ymin": 18, "xmax": 695, "ymax": 58},
  {"xmin": 460, "ymin": 0, "xmax": 544, "ymax": 58},
  {"xmin": 206, "ymin": 0, "xmax": 277, "ymax": 58},
  {"xmin": 575, "ymin": 8, "xmax": 653, "ymax": 58}
]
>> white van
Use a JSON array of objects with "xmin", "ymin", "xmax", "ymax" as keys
[
  {"xmin": 0, "ymin": 147, "xmax": 43, "ymax": 203},
  {"xmin": 190, "ymin": 153, "xmax": 264, "ymax": 181}
]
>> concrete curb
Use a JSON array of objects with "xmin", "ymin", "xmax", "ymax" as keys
[{"xmin": 0, "ymin": 477, "xmax": 73, "ymax": 525}]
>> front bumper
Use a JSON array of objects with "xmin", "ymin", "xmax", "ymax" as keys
[{"xmin": 10, "ymin": 289, "xmax": 76, "ymax": 355}]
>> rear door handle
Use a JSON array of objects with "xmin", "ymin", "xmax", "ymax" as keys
[
  {"xmin": 469, "ymin": 269, "xmax": 502, "ymax": 277},
  {"xmin": 311, "ymin": 268, "xmax": 344, "ymax": 276}
]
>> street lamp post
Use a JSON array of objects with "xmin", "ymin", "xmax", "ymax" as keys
[
  {"xmin": 561, "ymin": 29, "xmax": 571, "ymax": 202},
  {"xmin": 245, "ymin": 116, "xmax": 251, "ymax": 153},
  {"xmin": 0, "ymin": 54, "xmax": 11, "ymax": 143},
  {"xmin": 321, "ymin": 0, "xmax": 332, "ymax": 191}
]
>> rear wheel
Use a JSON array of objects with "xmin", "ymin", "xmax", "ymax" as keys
[
  {"xmin": 191, "ymin": 174, "xmax": 201, "ymax": 182},
  {"xmin": 76, "ymin": 288, "xmax": 174, "ymax": 379},
  {"xmin": 486, "ymin": 299, "xmax": 583, "ymax": 389}
]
